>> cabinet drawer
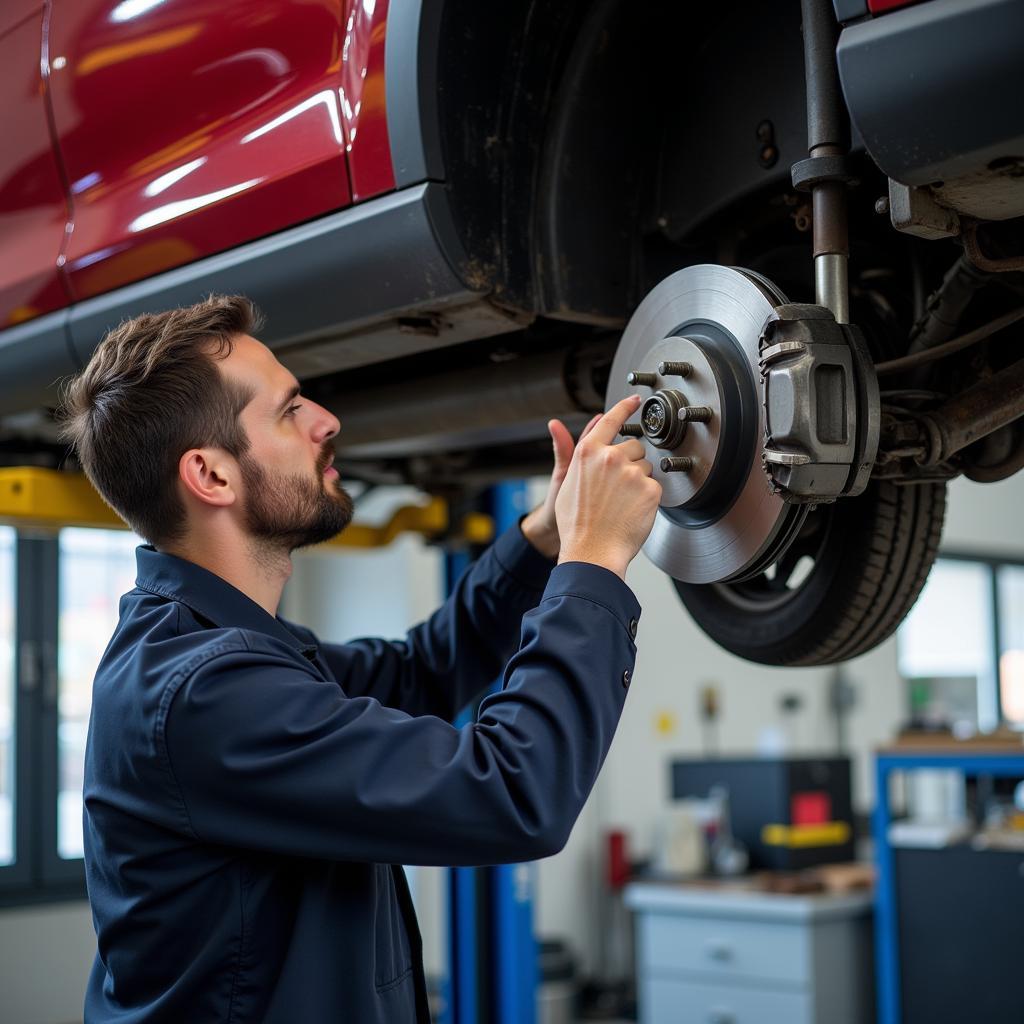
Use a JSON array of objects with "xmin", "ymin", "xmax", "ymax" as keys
[
  {"xmin": 639, "ymin": 913, "xmax": 809, "ymax": 985},
  {"xmin": 640, "ymin": 975, "xmax": 814, "ymax": 1024}
]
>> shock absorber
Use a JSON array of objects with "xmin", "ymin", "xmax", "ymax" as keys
[{"xmin": 791, "ymin": 0, "xmax": 856, "ymax": 324}]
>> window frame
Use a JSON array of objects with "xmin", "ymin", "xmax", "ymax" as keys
[
  {"xmin": 0, "ymin": 534, "xmax": 86, "ymax": 903},
  {"xmin": 908, "ymin": 548, "xmax": 1024, "ymax": 729},
  {"xmin": 0, "ymin": 532, "xmax": 32, "ymax": 892}
]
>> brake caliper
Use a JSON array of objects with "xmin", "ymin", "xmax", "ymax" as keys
[{"xmin": 759, "ymin": 303, "xmax": 880, "ymax": 504}]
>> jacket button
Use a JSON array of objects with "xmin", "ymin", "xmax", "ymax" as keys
[
  {"xmin": 628, "ymin": 617, "xmax": 638, "ymax": 638},
  {"xmin": 622, "ymin": 669, "xmax": 631, "ymax": 689}
]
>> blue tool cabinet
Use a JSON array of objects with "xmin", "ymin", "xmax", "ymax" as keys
[{"xmin": 873, "ymin": 747, "xmax": 1024, "ymax": 1024}]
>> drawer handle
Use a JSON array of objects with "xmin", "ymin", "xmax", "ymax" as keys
[
  {"xmin": 708, "ymin": 1010, "xmax": 735, "ymax": 1024},
  {"xmin": 705, "ymin": 940, "xmax": 734, "ymax": 962}
]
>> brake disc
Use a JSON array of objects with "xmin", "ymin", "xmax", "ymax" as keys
[{"xmin": 606, "ymin": 264, "xmax": 806, "ymax": 584}]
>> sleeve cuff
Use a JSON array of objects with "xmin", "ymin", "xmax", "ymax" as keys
[
  {"xmin": 488, "ymin": 521, "xmax": 558, "ymax": 592},
  {"xmin": 541, "ymin": 561, "xmax": 642, "ymax": 642}
]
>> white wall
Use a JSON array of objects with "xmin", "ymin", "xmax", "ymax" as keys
[
  {"xmin": 4, "ymin": 473, "xmax": 1023, "ymax": 1022},
  {"xmin": 942, "ymin": 472, "xmax": 1024, "ymax": 555}
]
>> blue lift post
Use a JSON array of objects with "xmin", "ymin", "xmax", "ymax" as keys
[{"xmin": 443, "ymin": 482, "xmax": 539, "ymax": 1024}]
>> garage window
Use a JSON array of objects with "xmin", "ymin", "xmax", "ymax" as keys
[
  {"xmin": 898, "ymin": 553, "xmax": 1024, "ymax": 733},
  {"xmin": 0, "ymin": 527, "xmax": 140, "ymax": 901},
  {"xmin": 997, "ymin": 566, "xmax": 1024, "ymax": 725},
  {"xmin": 0, "ymin": 526, "xmax": 14, "ymax": 868},
  {"xmin": 57, "ymin": 529, "xmax": 139, "ymax": 860}
]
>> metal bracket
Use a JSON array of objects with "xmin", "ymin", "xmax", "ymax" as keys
[
  {"xmin": 888, "ymin": 180, "xmax": 961, "ymax": 241},
  {"xmin": 790, "ymin": 154, "xmax": 856, "ymax": 192}
]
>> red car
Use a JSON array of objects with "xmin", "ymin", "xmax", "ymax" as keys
[{"xmin": 2, "ymin": 0, "xmax": 1023, "ymax": 665}]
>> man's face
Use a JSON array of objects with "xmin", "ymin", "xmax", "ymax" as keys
[{"xmin": 222, "ymin": 335, "xmax": 353, "ymax": 551}]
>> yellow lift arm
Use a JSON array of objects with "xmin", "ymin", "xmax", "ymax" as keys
[{"xmin": 0, "ymin": 468, "xmax": 494, "ymax": 550}]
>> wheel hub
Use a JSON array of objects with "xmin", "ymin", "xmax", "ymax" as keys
[{"xmin": 606, "ymin": 264, "xmax": 806, "ymax": 584}]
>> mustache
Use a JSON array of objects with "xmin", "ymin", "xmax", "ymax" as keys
[{"xmin": 316, "ymin": 443, "xmax": 336, "ymax": 475}]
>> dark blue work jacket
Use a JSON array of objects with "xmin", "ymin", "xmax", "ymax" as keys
[{"xmin": 83, "ymin": 524, "xmax": 641, "ymax": 1023}]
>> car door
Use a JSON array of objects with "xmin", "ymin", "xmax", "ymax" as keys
[
  {"xmin": 47, "ymin": 0, "xmax": 352, "ymax": 304},
  {"xmin": 0, "ymin": 0, "xmax": 71, "ymax": 328}
]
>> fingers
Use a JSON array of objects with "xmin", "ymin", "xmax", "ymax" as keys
[
  {"xmin": 616, "ymin": 438, "xmax": 647, "ymax": 462},
  {"xmin": 586, "ymin": 395, "xmax": 643, "ymax": 446},
  {"xmin": 577, "ymin": 413, "xmax": 602, "ymax": 443}
]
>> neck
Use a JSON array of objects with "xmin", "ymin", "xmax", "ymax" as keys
[{"xmin": 163, "ymin": 530, "xmax": 293, "ymax": 618}]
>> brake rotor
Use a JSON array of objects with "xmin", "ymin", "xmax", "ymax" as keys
[{"xmin": 606, "ymin": 264, "xmax": 806, "ymax": 584}]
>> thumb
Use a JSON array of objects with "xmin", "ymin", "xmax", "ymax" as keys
[{"xmin": 548, "ymin": 419, "xmax": 574, "ymax": 475}]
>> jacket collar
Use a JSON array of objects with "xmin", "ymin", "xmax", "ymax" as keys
[{"xmin": 134, "ymin": 545, "xmax": 317, "ymax": 658}]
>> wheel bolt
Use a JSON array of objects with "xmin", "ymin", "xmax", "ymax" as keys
[
  {"xmin": 660, "ymin": 456, "xmax": 694, "ymax": 473},
  {"xmin": 627, "ymin": 371, "xmax": 658, "ymax": 387},
  {"xmin": 618, "ymin": 423, "xmax": 644, "ymax": 438},
  {"xmin": 678, "ymin": 405, "xmax": 713, "ymax": 423},
  {"xmin": 658, "ymin": 361, "xmax": 693, "ymax": 377}
]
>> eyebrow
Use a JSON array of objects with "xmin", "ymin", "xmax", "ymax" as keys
[{"xmin": 274, "ymin": 383, "xmax": 302, "ymax": 416}]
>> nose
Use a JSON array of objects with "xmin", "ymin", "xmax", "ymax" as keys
[{"xmin": 309, "ymin": 400, "xmax": 340, "ymax": 444}]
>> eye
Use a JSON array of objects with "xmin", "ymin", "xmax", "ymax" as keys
[{"xmin": 284, "ymin": 403, "xmax": 302, "ymax": 417}]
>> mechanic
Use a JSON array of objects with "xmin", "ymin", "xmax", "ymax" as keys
[{"xmin": 59, "ymin": 294, "xmax": 661, "ymax": 1023}]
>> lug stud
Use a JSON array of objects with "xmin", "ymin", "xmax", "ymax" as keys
[
  {"xmin": 660, "ymin": 456, "xmax": 694, "ymax": 473},
  {"xmin": 657, "ymin": 361, "xmax": 693, "ymax": 377},
  {"xmin": 618, "ymin": 423, "xmax": 644, "ymax": 438},
  {"xmin": 678, "ymin": 405, "xmax": 713, "ymax": 423},
  {"xmin": 627, "ymin": 371, "xmax": 658, "ymax": 387}
]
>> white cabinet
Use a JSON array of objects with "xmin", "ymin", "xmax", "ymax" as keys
[{"xmin": 625, "ymin": 883, "xmax": 873, "ymax": 1024}]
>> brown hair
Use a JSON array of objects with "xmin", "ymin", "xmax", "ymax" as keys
[{"xmin": 60, "ymin": 294, "xmax": 263, "ymax": 546}]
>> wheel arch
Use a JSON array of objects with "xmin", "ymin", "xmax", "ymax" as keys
[{"xmin": 410, "ymin": 0, "xmax": 815, "ymax": 323}]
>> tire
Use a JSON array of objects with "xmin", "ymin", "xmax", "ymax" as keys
[{"xmin": 672, "ymin": 479, "xmax": 947, "ymax": 666}]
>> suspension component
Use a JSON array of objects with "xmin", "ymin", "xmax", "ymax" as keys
[{"xmin": 791, "ymin": 0, "xmax": 855, "ymax": 324}]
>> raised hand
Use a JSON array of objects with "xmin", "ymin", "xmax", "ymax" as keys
[
  {"xmin": 519, "ymin": 413, "xmax": 602, "ymax": 558},
  {"xmin": 554, "ymin": 395, "xmax": 662, "ymax": 579}
]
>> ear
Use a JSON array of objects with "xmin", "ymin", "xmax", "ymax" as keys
[{"xmin": 178, "ymin": 448, "xmax": 237, "ymax": 509}]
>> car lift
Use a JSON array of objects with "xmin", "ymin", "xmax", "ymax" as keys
[
  {"xmin": 0, "ymin": 467, "xmax": 495, "ymax": 550},
  {"xmin": 444, "ymin": 481, "xmax": 538, "ymax": 1024},
  {"xmin": 0, "ymin": 467, "xmax": 540, "ymax": 1023}
]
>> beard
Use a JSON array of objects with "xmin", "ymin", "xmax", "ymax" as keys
[{"xmin": 239, "ymin": 443, "xmax": 354, "ymax": 552}]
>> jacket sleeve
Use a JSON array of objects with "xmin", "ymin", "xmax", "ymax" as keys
[
  {"xmin": 314, "ymin": 523, "xmax": 556, "ymax": 720},
  {"xmin": 161, "ymin": 562, "xmax": 641, "ymax": 867}
]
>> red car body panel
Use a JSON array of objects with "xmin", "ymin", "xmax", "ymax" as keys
[
  {"xmin": 0, "ymin": 2, "xmax": 71, "ymax": 327},
  {"xmin": 867, "ymin": 0, "xmax": 921, "ymax": 13},
  {"xmin": 340, "ymin": 0, "xmax": 395, "ymax": 201},
  {"xmin": 46, "ymin": 0, "xmax": 354, "ymax": 304}
]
